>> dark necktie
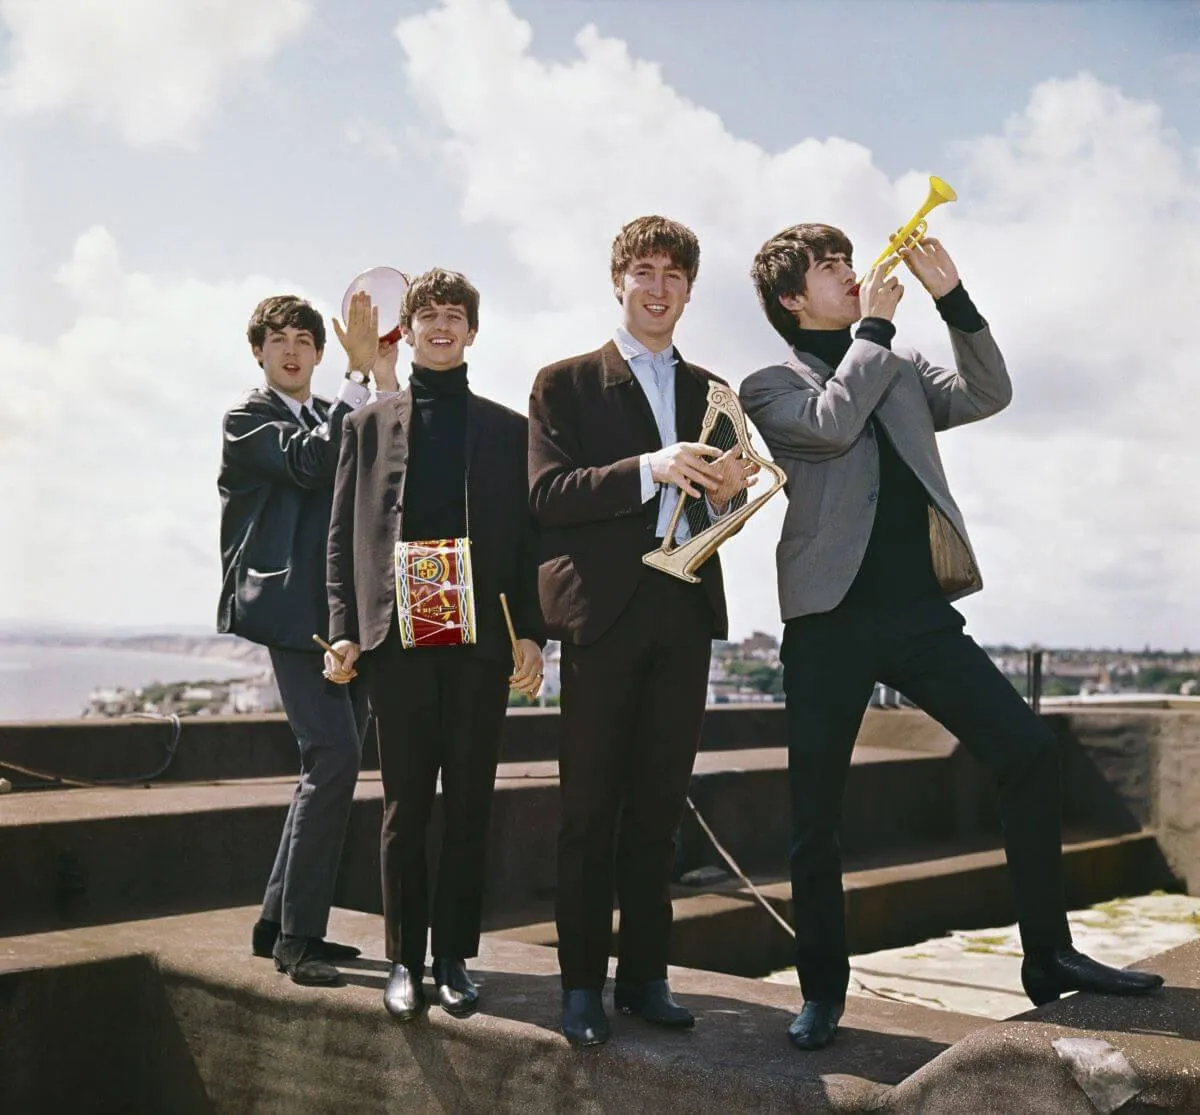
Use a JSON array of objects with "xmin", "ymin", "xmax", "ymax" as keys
[{"xmin": 299, "ymin": 406, "xmax": 320, "ymax": 431}]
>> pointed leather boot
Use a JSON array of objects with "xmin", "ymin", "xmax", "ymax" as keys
[
  {"xmin": 1022, "ymin": 947, "xmax": 1164, "ymax": 1007},
  {"xmin": 432, "ymin": 958, "xmax": 479, "ymax": 1017},
  {"xmin": 613, "ymin": 979, "xmax": 694, "ymax": 1028},
  {"xmin": 383, "ymin": 963, "xmax": 427, "ymax": 1021}
]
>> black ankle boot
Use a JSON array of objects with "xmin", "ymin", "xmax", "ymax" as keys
[
  {"xmin": 787, "ymin": 1000, "xmax": 844, "ymax": 1050},
  {"xmin": 1021, "ymin": 946, "xmax": 1164, "ymax": 1007},
  {"xmin": 432, "ymin": 958, "xmax": 479, "ymax": 1016},
  {"xmin": 613, "ymin": 979, "xmax": 694, "ymax": 1027},
  {"xmin": 561, "ymin": 989, "xmax": 610, "ymax": 1047}
]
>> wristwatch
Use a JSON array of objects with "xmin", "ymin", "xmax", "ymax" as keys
[{"xmin": 346, "ymin": 368, "xmax": 371, "ymax": 386}]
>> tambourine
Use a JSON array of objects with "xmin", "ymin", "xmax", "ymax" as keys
[{"xmin": 341, "ymin": 266, "xmax": 410, "ymax": 345}]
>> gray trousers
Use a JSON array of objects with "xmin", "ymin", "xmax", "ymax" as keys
[{"xmin": 262, "ymin": 647, "xmax": 370, "ymax": 939}]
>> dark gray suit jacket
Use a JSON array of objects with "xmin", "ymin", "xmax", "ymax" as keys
[
  {"xmin": 217, "ymin": 387, "xmax": 354, "ymax": 651},
  {"xmin": 739, "ymin": 326, "xmax": 1011, "ymax": 621}
]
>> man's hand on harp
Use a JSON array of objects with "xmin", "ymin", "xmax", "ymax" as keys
[
  {"xmin": 648, "ymin": 441, "xmax": 724, "ymax": 500},
  {"xmin": 708, "ymin": 447, "xmax": 761, "ymax": 513}
]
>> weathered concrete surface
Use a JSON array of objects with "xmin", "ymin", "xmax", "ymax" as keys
[
  {"xmin": 0, "ymin": 706, "xmax": 953, "ymax": 786},
  {"xmin": 498, "ymin": 832, "xmax": 1174, "ymax": 979},
  {"xmin": 784, "ymin": 892, "xmax": 1200, "ymax": 1021},
  {"xmin": 880, "ymin": 940, "xmax": 1200, "ymax": 1112},
  {"xmin": 5, "ymin": 906, "xmax": 1198, "ymax": 1114},
  {"xmin": 0, "ymin": 744, "xmax": 982, "ymax": 940},
  {"xmin": 0, "ymin": 906, "xmax": 987, "ymax": 1114},
  {"xmin": 1054, "ymin": 709, "xmax": 1200, "ymax": 895}
]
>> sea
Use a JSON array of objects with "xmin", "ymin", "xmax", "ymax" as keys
[{"xmin": 0, "ymin": 643, "xmax": 260, "ymax": 722}]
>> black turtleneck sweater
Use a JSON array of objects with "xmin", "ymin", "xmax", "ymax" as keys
[
  {"xmin": 401, "ymin": 364, "xmax": 470, "ymax": 542},
  {"xmin": 793, "ymin": 283, "xmax": 984, "ymax": 608}
]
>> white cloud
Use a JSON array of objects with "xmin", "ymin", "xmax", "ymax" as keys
[
  {"xmin": 393, "ymin": 0, "xmax": 1200, "ymax": 648},
  {"xmin": 0, "ymin": 0, "xmax": 311, "ymax": 145},
  {"xmin": 0, "ymin": 226, "xmax": 348, "ymax": 626}
]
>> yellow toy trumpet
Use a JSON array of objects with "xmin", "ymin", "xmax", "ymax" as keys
[{"xmin": 852, "ymin": 175, "xmax": 956, "ymax": 293}]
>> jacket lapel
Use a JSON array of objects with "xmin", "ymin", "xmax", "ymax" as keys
[
  {"xmin": 784, "ymin": 354, "xmax": 834, "ymax": 393},
  {"xmin": 601, "ymin": 340, "xmax": 662, "ymax": 452},
  {"xmin": 672, "ymin": 347, "xmax": 709, "ymax": 443},
  {"xmin": 255, "ymin": 386, "xmax": 299, "ymax": 423},
  {"xmin": 464, "ymin": 394, "xmax": 485, "ymax": 517}
]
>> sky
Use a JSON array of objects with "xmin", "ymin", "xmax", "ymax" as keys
[{"xmin": 2, "ymin": 0, "xmax": 1198, "ymax": 649}]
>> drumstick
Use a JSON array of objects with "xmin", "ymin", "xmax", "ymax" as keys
[
  {"xmin": 498, "ymin": 593, "xmax": 521, "ymax": 664},
  {"xmin": 311, "ymin": 634, "xmax": 346, "ymax": 664}
]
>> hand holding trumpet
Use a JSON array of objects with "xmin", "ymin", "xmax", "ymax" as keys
[
  {"xmin": 896, "ymin": 236, "xmax": 959, "ymax": 299},
  {"xmin": 858, "ymin": 261, "xmax": 904, "ymax": 321}
]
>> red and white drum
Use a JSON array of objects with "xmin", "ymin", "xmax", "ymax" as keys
[{"xmin": 394, "ymin": 537, "xmax": 477, "ymax": 649}]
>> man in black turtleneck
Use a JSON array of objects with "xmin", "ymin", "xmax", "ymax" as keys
[
  {"xmin": 325, "ymin": 268, "xmax": 545, "ymax": 1023},
  {"xmin": 740, "ymin": 225, "xmax": 1163, "ymax": 1052}
]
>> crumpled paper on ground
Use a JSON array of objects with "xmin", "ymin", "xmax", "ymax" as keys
[{"xmin": 1053, "ymin": 1036, "xmax": 1144, "ymax": 1114}]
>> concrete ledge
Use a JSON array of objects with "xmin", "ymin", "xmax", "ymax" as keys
[
  {"xmin": 0, "ymin": 745, "xmax": 973, "ymax": 939},
  {"xmin": 497, "ymin": 832, "xmax": 1177, "ymax": 979},
  {"xmin": 6, "ymin": 907, "xmax": 1198, "ymax": 1114},
  {"xmin": 0, "ymin": 706, "xmax": 953, "ymax": 785},
  {"xmin": 0, "ymin": 906, "xmax": 987, "ymax": 1114}
]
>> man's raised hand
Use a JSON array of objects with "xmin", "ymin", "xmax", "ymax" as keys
[
  {"xmin": 332, "ymin": 290, "xmax": 379, "ymax": 373},
  {"xmin": 898, "ymin": 236, "xmax": 959, "ymax": 299}
]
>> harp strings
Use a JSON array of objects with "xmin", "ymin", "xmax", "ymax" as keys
[{"xmin": 678, "ymin": 410, "xmax": 743, "ymax": 518}]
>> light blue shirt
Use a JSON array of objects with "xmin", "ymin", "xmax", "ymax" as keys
[{"xmin": 613, "ymin": 325, "xmax": 696, "ymax": 541}]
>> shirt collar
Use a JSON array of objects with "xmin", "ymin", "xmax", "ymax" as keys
[
  {"xmin": 268, "ymin": 385, "xmax": 317, "ymax": 422},
  {"xmin": 613, "ymin": 325, "xmax": 676, "ymax": 367}
]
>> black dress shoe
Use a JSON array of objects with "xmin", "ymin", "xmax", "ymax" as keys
[
  {"xmin": 252, "ymin": 919, "xmax": 361, "ymax": 962},
  {"xmin": 787, "ymin": 1000, "xmax": 844, "ymax": 1051},
  {"xmin": 384, "ymin": 963, "xmax": 427, "ymax": 1021},
  {"xmin": 272, "ymin": 937, "xmax": 342, "ymax": 986},
  {"xmin": 432, "ymin": 958, "xmax": 480, "ymax": 1016},
  {"xmin": 1022, "ymin": 946, "xmax": 1165, "ymax": 1007},
  {"xmin": 613, "ymin": 979, "xmax": 694, "ymax": 1028},
  {"xmin": 561, "ymin": 989, "xmax": 610, "ymax": 1047}
]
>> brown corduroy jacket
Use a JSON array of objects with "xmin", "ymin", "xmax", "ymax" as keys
[{"xmin": 527, "ymin": 340, "xmax": 731, "ymax": 646}]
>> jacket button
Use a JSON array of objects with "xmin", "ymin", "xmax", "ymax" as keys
[{"xmin": 868, "ymin": 491, "xmax": 878, "ymax": 503}]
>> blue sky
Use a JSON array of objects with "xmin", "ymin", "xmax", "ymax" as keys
[{"xmin": 2, "ymin": 0, "xmax": 1198, "ymax": 646}]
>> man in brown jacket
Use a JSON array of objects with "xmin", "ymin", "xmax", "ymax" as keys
[{"xmin": 528, "ymin": 216, "xmax": 754, "ymax": 1046}]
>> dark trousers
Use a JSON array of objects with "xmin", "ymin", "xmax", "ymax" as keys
[
  {"xmin": 782, "ymin": 596, "xmax": 1072, "ymax": 1002},
  {"xmin": 556, "ymin": 568, "xmax": 713, "ymax": 991},
  {"xmin": 263, "ymin": 648, "xmax": 370, "ymax": 939},
  {"xmin": 366, "ymin": 629, "xmax": 511, "ymax": 970}
]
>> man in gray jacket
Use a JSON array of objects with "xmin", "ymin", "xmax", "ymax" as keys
[{"xmin": 740, "ymin": 224, "xmax": 1162, "ymax": 1051}]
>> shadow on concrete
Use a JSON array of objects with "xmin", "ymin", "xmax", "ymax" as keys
[
  {"xmin": 0, "ymin": 955, "xmax": 212, "ymax": 1114},
  {"xmin": 1018, "ymin": 985, "xmax": 1200, "ymax": 1044}
]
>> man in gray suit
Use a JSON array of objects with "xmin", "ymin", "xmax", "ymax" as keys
[{"xmin": 740, "ymin": 225, "xmax": 1163, "ymax": 1051}]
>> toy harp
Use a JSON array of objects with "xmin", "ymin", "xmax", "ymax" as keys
[{"xmin": 642, "ymin": 381, "xmax": 787, "ymax": 584}]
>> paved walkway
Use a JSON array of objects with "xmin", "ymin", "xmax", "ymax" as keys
[{"xmin": 765, "ymin": 892, "xmax": 1200, "ymax": 1019}]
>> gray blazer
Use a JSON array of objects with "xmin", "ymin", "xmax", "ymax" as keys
[{"xmin": 739, "ymin": 327, "xmax": 1011, "ymax": 622}]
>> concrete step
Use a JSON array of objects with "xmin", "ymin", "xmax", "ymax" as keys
[
  {"xmin": 4, "ymin": 905, "xmax": 1197, "ymax": 1114},
  {"xmin": 0, "ymin": 705, "xmax": 952, "ymax": 785},
  {"xmin": 0, "ymin": 905, "xmax": 990, "ymax": 1114},
  {"xmin": 496, "ymin": 831, "xmax": 1178, "ymax": 979},
  {"xmin": 0, "ymin": 744, "xmax": 976, "ymax": 938}
]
